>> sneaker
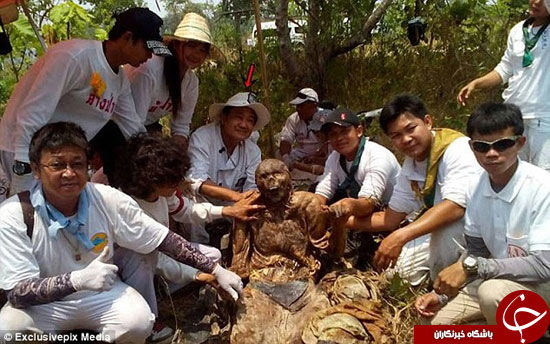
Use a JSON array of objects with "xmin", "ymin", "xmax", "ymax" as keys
[{"xmin": 147, "ymin": 321, "xmax": 174, "ymax": 343}]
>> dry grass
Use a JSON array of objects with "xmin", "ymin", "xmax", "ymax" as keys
[{"xmin": 157, "ymin": 270, "xmax": 425, "ymax": 344}]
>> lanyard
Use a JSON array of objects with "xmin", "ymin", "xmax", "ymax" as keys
[{"xmin": 522, "ymin": 17, "xmax": 549, "ymax": 68}]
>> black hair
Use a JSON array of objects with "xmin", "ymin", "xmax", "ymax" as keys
[
  {"xmin": 379, "ymin": 94, "xmax": 428, "ymax": 134},
  {"xmin": 29, "ymin": 122, "xmax": 90, "ymax": 165},
  {"xmin": 163, "ymin": 40, "xmax": 183, "ymax": 118},
  {"xmin": 108, "ymin": 8, "xmax": 163, "ymax": 42},
  {"xmin": 115, "ymin": 132, "xmax": 190, "ymax": 200},
  {"xmin": 466, "ymin": 102, "xmax": 524, "ymax": 137},
  {"xmin": 319, "ymin": 100, "xmax": 336, "ymax": 110}
]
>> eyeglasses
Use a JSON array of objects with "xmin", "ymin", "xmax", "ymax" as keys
[
  {"xmin": 247, "ymin": 92, "xmax": 257, "ymax": 104},
  {"xmin": 41, "ymin": 161, "xmax": 87, "ymax": 172},
  {"xmin": 469, "ymin": 135, "xmax": 521, "ymax": 153}
]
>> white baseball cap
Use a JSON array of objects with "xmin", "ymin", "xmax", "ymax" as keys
[
  {"xmin": 289, "ymin": 88, "xmax": 319, "ymax": 105},
  {"xmin": 209, "ymin": 92, "xmax": 270, "ymax": 131},
  {"xmin": 545, "ymin": 0, "xmax": 550, "ymax": 14}
]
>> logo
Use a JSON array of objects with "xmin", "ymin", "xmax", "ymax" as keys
[
  {"xmin": 496, "ymin": 290, "xmax": 550, "ymax": 343},
  {"xmin": 90, "ymin": 232, "xmax": 108, "ymax": 254},
  {"xmin": 340, "ymin": 113, "xmax": 346, "ymax": 121}
]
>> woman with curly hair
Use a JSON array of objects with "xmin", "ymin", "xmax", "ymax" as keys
[{"xmin": 114, "ymin": 133, "xmax": 263, "ymax": 342}]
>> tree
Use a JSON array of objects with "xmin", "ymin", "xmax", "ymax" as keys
[{"xmin": 273, "ymin": 0, "xmax": 394, "ymax": 94}]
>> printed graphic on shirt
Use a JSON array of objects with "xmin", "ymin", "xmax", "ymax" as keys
[
  {"xmin": 91, "ymin": 232, "xmax": 108, "ymax": 253},
  {"xmin": 85, "ymin": 93, "xmax": 116, "ymax": 114},
  {"xmin": 90, "ymin": 71, "xmax": 107, "ymax": 98},
  {"xmin": 148, "ymin": 97, "xmax": 173, "ymax": 113}
]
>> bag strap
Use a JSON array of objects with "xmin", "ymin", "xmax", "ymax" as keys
[{"xmin": 17, "ymin": 190, "xmax": 34, "ymax": 239}]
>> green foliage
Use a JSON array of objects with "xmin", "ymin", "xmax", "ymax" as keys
[{"xmin": 45, "ymin": 1, "xmax": 96, "ymax": 41}]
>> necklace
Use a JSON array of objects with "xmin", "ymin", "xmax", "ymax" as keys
[{"xmin": 60, "ymin": 230, "xmax": 81, "ymax": 261}]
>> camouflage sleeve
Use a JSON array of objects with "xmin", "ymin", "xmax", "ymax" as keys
[
  {"xmin": 157, "ymin": 231, "xmax": 216, "ymax": 273},
  {"xmin": 7, "ymin": 273, "xmax": 75, "ymax": 309}
]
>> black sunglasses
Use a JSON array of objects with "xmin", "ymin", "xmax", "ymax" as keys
[
  {"xmin": 469, "ymin": 135, "xmax": 521, "ymax": 153},
  {"xmin": 247, "ymin": 92, "xmax": 257, "ymax": 104},
  {"xmin": 296, "ymin": 92, "xmax": 315, "ymax": 101}
]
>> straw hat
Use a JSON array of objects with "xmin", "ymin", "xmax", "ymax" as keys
[{"xmin": 164, "ymin": 13, "xmax": 222, "ymax": 59}]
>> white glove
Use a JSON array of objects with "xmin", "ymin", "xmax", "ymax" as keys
[
  {"xmin": 70, "ymin": 246, "xmax": 118, "ymax": 292},
  {"xmin": 212, "ymin": 264, "xmax": 243, "ymax": 301}
]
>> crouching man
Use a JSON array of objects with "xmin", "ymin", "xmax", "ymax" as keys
[
  {"xmin": 0, "ymin": 122, "xmax": 242, "ymax": 343},
  {"xmin": 415, "ymin": 103, "xmax": 550, "ymax": 325}
]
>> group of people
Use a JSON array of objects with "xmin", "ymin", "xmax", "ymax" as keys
[{"xmin": 0, "ymin": 0, "xmax": 549, "ymax": 342}]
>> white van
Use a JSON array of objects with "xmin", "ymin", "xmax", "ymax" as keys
[{"xmin": 246, "ymin": 20, "xmax": 305, "ymax": 46}]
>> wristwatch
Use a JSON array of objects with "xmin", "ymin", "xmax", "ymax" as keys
[
  {"xmin": 462, "ymin": 255, "xmax": 479, "ymax": 275},
  {"xmin": 12, "ymin": 161, "xmax": 32, "ymax": 176}
]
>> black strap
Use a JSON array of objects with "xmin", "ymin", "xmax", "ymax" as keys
[{"xmin": 18, "ymin": 191, "xmax": 34, "ymax": 239}]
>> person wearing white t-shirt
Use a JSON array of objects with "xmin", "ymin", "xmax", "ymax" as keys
[
  {"xmin": 186, "ymin": 92, "xmax": 269, "ymax": 244},
  {"xmin": 0, "ymin": 8, "xmax": 172, "ymax": 200},
  {"xmin": 113, "ymin": 133, "xmax": 264, "ymax": 342},
  {"xmin": 119, "ymin": 13, "xmax": 217, "ymax": 150},
  {"xmin": 416, "ymin": 102, "xmax": 550, "ymax": 325},
  {"xmin": 348, "ymin": 94, "xmax": 481, "ymax": 284},
  {"xmin": 457, "ymin": 0, "xmax": 550, "ymax": 170},
  {"xmin": 315, "ymin": 108, "xmax": 400, "ymax": 264},
  {"xmin": 279, "ymin": 88, "xmax": 328, "ymax": 167},
  {"xmin": 0, "ymin": 122, "xmax": 242, "ymax": 342}
]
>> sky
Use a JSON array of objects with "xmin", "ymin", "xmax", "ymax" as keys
[{"xmin": 143, "ymin": 0, "xmax": 221, "ymax": 18}]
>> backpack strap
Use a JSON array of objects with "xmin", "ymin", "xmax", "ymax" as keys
[{"xmin": 17, "ymin": 190, "xmax": 34, "ymax": 239}]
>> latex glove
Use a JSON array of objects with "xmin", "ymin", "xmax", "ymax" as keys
[
  {"xmin": 70, "ymin": 246, "xmax": 118, "ymax": 291},
  {"xmin": 212, "ymin": 264, "xmax": 243, "ymax": 301}
]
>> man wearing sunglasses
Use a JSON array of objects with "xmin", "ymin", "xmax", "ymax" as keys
[
  {"xmin": 457, "ymin": 0, "xmax": 550, "ymax": 172},
  {"xmin": 279, "ymin": 88, "xmax": 327, "ymax": 169},
  {"xmin": 347, "ymin": 94, "xmax": 481, "ymax": 285},
  {"xmin": 415, "ymin": 102, "xmax": 550, "ymax": 325}
]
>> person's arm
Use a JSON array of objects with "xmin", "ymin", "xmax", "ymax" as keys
[
  {"xmin": 278, "ymin": 115, "xmax": 297, "ymax": 159},
  {"xmin": 479, "ymin": 251, "xmax": 550, "ymax": 282},
  {"xmin": 7, "ymin": 274, "xmax": 75, "ymax": 309},
  {"xmin": 122, "ymin": 64, "xmax": 155, "ymax": 128},
  {"xmin": 13, "ymin": 51, "xmax": 84, "ymax": 162},
  {"xmin": 329, "ymin": 197, "xmax": 376, "ymax": 220},
  {"xmin": 111, "ymin": 75, "xmax": 146, "ymax": 138},
  {"xmin": 157, "ymin": 231, "xmax": 243, "ymax": 300},
  {"xmin": 8, "ymin": 246, "xmax": 119, "ymax": 308},
  {"xmin": 280, "ymin": 140, "xmax": 292, "ymax": 157},
  {"xmin": 373, "ymin": 200, "xmax": 465, "ymax": 271},
  {"xmin": 347, "ymin": 207, "xmax": 406, "ymax": 232},
  {"xmin": 171, "ymin": 72, "xmax": 199, "ymax": 139},
  {"xmin": 199, "ymin": 180, "xmax": 250, "ymax": 202},
  {"xmin": 457, "ymin": 70, "xmax": 503, "ymax": 106}
]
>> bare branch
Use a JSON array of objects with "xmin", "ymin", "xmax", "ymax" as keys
[{"xmin": 329, "ymin": 0, "xmax": 394, "ymax": 58}]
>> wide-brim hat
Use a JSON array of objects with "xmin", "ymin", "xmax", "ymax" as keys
[
  {"xmin": 209, "ymin": 92, "xmax": 270, "ymax": 131},
  {"xmin": 163, "ymin": 12, "xmax": 222, "ymax": 60}
]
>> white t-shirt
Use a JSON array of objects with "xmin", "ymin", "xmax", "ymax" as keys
[
  {"xmin": 279, "ymin": 112, "xmax": 323, "ymax": 160},
  {"xmin": 187, "ymin": 122, "xmax": 261, "ymax": 197},
  {"xmin": 121, "ymin": 55, "xmax": 199, "ymax": 137},
  {"xmin": 0, "ymin": 40, "xmax": 142, "ymax": 162},
  {"xmin": 494, "ymin": 20, "xmax": 550, "ymax": 119},
  {"xmin": 388, "ymin": 136, "xmax": 482, "ymax": 277},
  {"xmin": 0, "ymin": 183, "xmax": 168, "ymax": 293},
  {"xmin": 315, "ymin": 140, "xmax": 401, "ymax": 204},
  {"xmin": 464, "ymin": 160, "xmax": 550, "ymax": 258}
]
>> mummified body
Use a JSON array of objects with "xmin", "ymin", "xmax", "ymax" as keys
[{"xmin": 230, "ymin": 159, "xmax": 332, "ymax": 343}]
